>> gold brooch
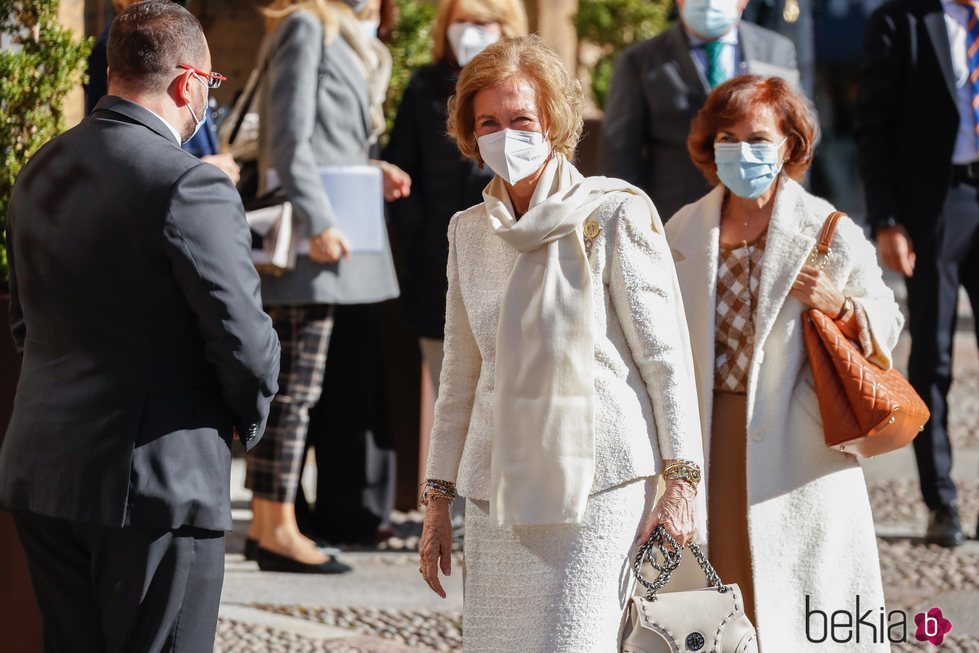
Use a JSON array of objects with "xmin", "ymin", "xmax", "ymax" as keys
[{"xmin": 583, "ymin": 218, "xmax": 601, "ymax": 253}]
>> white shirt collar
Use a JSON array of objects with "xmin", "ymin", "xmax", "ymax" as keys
[
  {"xmin": 685, "ymin": 24, "xmax": 740, "ymax": 47},
  {"xmin": 144, "ymin": 107, "xmax": 183, "ymax": 144}
]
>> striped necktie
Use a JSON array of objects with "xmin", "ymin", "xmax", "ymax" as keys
[
  {"xmin": 955, "ymin": 0, "xmax": 979, "ymax": 149},
  {"xmin": 704, "ymin": 40, "xmax": 727, "ymax": 89}
]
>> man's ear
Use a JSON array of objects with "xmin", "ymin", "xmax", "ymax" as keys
[{"xmin": 172, "ymin": 68, "xmax": 196, "ymax": 107}]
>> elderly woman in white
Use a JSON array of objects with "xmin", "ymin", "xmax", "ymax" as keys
[
  {"xmin": 416, "ymin": 36, "xmax": 706, "ymax": 651},
  {"xmin": 666, "ymin": 75, "xmax": 902, "ymax": 652}
]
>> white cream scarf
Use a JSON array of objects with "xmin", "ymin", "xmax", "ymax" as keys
[{"xmin": 485, "ymin": 155, "xmax": 689, "ymax": 526}]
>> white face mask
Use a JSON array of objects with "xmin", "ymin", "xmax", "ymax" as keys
[
  {"xmin": 476, "ymin": 129, "xmax": 551, "ymax": 185},
  {"xmin": 447, "ymin": 22, "xmax": 500, "ymax": 67},
  {"xmin": 360, "ymin": 19, "xmax": 380, "ymax": 41}
]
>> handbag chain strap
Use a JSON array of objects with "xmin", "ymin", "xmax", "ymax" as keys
[
  {"xmin": 633, "ymin": 526, "xmax": 727, "ymax": 601},
  {"xmin": 807, "ymin": 211, "xmax": 847, "ymax": 272}
]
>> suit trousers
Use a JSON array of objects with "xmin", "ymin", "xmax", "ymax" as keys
[
  {"xmin": 906, "ymin": 182, "xmax": 979, "ymax": 510},
  {"xmin": 13, "ymin": 511, "xmax": 225, "ymax": 653}
]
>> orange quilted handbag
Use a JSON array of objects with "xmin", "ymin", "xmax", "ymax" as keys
[{"xmin": 801, "ymin": 211, "xmax": 929, "ymax": 457}]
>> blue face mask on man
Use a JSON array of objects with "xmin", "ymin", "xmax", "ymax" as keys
[
  {"xmin": 681, "ymin": 0, "xmax": 742, "ymax": 40},
  {"xmin": 185, "ymin": 73, "xmax": 209, "ymax": 144},
  {"xmin": 714, "ymin": 139, "xmax": 787, "ymax": 199}
]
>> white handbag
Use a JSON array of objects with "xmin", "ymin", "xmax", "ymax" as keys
[
  {"xmin": 622, "ymin": 527, "xmax": 758, "ymax": 653},
  {"xmin": 244, "ymin": 190, "xmax": 296, "ymax": 277}
]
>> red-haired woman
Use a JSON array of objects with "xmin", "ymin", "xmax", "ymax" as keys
[{"xmin": 665, "ymin": 75, "xmax": 902, "ymax": 652}]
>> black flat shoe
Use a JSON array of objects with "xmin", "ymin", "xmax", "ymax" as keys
[
  {"xmin": 926, "ymin": 504, "xmax": 966, "ymax": 548},
  {"xmin": 246, "ymin": 537, "xmax": 341, "ymax": 561},
  {"xmin": 256, "ymin": 547, "xmax": 353, "ymax": 574}
]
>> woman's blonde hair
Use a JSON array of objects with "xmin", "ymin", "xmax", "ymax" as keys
[
  {"xmin": 447, "ymin": 35, "xmax": 584, "ymax": 162},
  {"xmin": 432, "ymin": 0, "xmax": 528, "ymax": 64},
  {"xmin": 263, "ymin": 0, "xmax": 353, "ymax": 39}
]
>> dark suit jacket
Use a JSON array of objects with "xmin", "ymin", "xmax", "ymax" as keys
[
  {"xmin": 1, "ymin": 97, "xmax": 280, "ymax": 531},
  {"xmin": 383, "ymin": 61, "xmax": 495, "ymax": 339},
  {"xmin": 855, "ymin": 0, "xmax": 959, "ymax": 240},
  {"xmin": 601, "ymin": 22, "xmax": 799, "ymax": 221}
]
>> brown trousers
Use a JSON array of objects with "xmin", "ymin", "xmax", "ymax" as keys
[{"xmin": 708, "ymin": 391, "xmax": 758, "ymax": 625}]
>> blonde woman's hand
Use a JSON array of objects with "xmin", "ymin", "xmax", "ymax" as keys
[
  {"xmin": 636, "ymin": 479, "xmax": 698, "ymax": 547},
  {"xmin": 308, "ymin": 227, "xmax": 351, "ymax": 264},
  {"xmin": 791, "ymin": 265, "xmax": 846, "ymax": 316},
  {"xmin": 419, "ymin": 499, "xmax": 453, "ymax": 599}
]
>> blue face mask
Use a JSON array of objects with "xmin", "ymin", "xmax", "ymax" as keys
[
  {"xmin": 185, "ymin": 73, "xmax": 208, "ymax": 144},
  {"xmin": 681, "ymin": 0, "xmax": 741, "ymax": 40},
  {"xmin": 714, "ymin": 139, "xmax": 786, "ymax": 199}
]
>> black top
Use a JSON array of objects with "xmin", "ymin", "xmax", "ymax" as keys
[
  {"xmin": 383, "ymin": 61, "xmax": 495, "ymax": 339},
  {"xmin": 855, "ymin": 0, "xmax": 960, "ymax": 239},
  {"xmin": 85, "ymin": 27, "xmax": 109, "ymax": 116},
  {"xmin": 0, "ymin": 97, "xmax": 280, "ymax": 531}
]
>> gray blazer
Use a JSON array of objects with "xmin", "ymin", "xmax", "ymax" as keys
[
  {"xmin": 601, "ymin": 22, "xmax": 799, "ymax": 221},
  {"xmin": 257, "ymin": 11, "xmax": 399, "ymax": 307},
  {"xmin": 1, "ymin": 97, "xmax": 280, "ymax": 531}
]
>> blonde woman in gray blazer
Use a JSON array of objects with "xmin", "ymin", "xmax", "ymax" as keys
[{"xmin": 245, "ymin": 0, "xmax": 409, "ymax": 574}]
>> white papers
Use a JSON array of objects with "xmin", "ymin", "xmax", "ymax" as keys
[{"xmin": 266, "ymin": 165, "xmax": 386, "ymax": 253}]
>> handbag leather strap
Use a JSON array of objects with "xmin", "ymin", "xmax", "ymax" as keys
[{"xmin": 816, "ymin": 211, "xmax": 847, "ymax": 256}]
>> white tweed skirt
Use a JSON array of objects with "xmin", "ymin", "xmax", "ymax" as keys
[{"xmin": 462, "ymin": 479, "xmax": 654, "ymax": 653}]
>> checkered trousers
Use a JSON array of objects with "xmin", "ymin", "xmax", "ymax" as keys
[
  {"xmin": 714, "ymin": 233, "xmax": 767, "ymax": 394},
  {"xmin": 246, "ymin": 304, "xmax": 335, "ymax": 502}
]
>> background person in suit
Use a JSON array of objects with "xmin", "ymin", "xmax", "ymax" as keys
[
  {"xmin": 742, "ymin": 0, "xmax": 815, "ymax": 97},
  {"xmin": 244, "ymin": 0, "xmax": 407, "ymax": 572},
  {"xmin": 856, "ymin": 0, "xmax": 979, "ymax": 547},
  {"xmin": 601, "ymin": 0, "xmax": 801, "ymax": 221},
  {"xmin": 0, "ymin": 3, "xmax": 280, "ymax": 651}
]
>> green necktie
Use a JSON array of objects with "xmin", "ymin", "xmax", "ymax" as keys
[{"xmin": 704, "ymin": 40, "xmax": 727, "ymax": 89}]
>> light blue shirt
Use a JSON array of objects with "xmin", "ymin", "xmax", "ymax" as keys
[
  {"xmin": 687, "ymin": 27, "xmax": 742, "ymax": 86},
  {"xmin": 941, "ymin": 0, "xmax": 979, "ymax": 164}
]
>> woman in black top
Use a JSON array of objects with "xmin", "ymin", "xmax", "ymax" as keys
[{"xmin": 384, "ymin": 0, "xmax": 527, "ymax": 393}]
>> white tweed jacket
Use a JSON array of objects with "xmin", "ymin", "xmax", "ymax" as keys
[{"xmin": 426, "ymin": 192, "xmax": 704, "ymax": 503}]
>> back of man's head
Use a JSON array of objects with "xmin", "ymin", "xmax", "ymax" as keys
[{"xmin": 108, "ymin": 1, "xmax": 206, "ymax": 96}]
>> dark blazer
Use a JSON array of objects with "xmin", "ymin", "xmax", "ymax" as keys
[
  {"xmin": 742, "ymin": 0, "xmax": 815, "ymax": 97},
  {"xmin": 601, "ymin": 22, "xmax": 799, "ymax": 221},
  {"xmin": 383, "ymin": 61, "xmax": 495, "ymax": 339},
  {"xmin": 855, "ymin": 0, "xmax": 959, "ymax": 240},
  {"xmin": 1, "ymin": 96, "xmax": 280, "ymax": 532}
]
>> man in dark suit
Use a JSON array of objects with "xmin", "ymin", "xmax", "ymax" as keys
[
  {"xmin": 856, "ymin": 0, "xmax": 979, "ymax": 547},
  {"xmin": 0, "ymin": 3, "xmax": 280, "ymax": 650},
  {"xmin": 742, "ymin": 0, "xmax": 815, "ymax": 97},
  {"xmin": 601, "ymin": 0, "xmax": 801, "ymax": 221}
]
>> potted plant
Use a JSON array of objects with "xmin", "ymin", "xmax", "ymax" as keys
[
  {"xmin": 0, "ymin": 2, "xmax": 89, "ymax": 650},
  {"xmin": 574, "ymin": 0, "xmax": 672, "ymax": 176}
]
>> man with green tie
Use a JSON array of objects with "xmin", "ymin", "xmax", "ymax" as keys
[{"xmin": 602, "ymin": 0, "xmax": 802, "ymax": 221}]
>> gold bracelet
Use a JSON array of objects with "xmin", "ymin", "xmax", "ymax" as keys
[{"xmin": 662, "ymin": 460, "xmax": 702, "ymax": 488}]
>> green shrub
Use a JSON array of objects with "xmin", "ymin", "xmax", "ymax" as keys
[
  {"xmin": 575, "ymin": 0, "xmax": 673, "ymax": 110},
  {"xmin": 383, "ymin": 0, "xmax": 436, "ymax": 139},
  {"xmin": 0, "ymin": 0, "xmax": 91, "ymax": 290}
]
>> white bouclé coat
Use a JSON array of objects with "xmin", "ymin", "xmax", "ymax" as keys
[{"xmin": 665, "ymin": 178, "xmax": 903, "ymax": 652}]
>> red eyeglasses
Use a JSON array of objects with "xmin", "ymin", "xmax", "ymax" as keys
[{"xmin": 177, "ymin": 64, "xmax": 227, "ymax": 89}]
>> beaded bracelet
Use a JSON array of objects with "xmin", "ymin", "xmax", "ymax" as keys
[{"xmin": 420, "ymin": 479, "xmax": 458, "ymax": 508}]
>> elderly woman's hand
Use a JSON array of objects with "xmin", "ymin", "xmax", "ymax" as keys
[
  {"xmin": 419, "ymin": 499, "xmax": 453, "ymax": 599},
  {"xmin": 636, "ymin": 478, "xmax": 698, "ymax": 547},
  {"xmin": 791, "ymin": 265, "xmax": 846, "ymax": 316}
]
